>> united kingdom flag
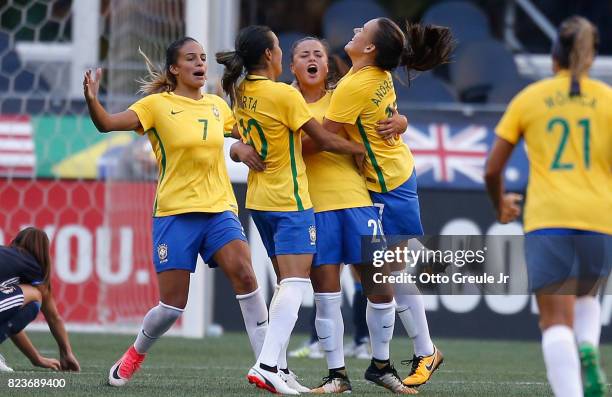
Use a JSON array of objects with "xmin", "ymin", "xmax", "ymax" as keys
[{"xmin": 403, "ymin": 123, "xmax": 488, "ymax": 184}]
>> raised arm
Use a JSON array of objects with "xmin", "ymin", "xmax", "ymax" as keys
[
  {"xmin": 37, "ymin": 285, "xmax": 80, "ymax": 371},
  {"xmin": 301, "ymin": 118, "xmax": 364, "ymax": 155},
  {"xmin": 84, "ymin": 68, "xmax": 141, "ymax": 133},
  {"xmin": 484, "ymin": 137, "xmax": 523, "ymax": 223}
]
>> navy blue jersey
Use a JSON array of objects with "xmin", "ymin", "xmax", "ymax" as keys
[{"xmin": 0, "ymin": 246, "xmax": 44, "ymax": 287}]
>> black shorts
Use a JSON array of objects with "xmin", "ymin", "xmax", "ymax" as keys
[{"xmin": 0, "ymin": 284, "xmax": 24, "ymax": 324}]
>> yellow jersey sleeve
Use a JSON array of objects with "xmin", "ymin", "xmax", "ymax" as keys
[
  {"xmin": 324, "ymin": 79, "xmax": 367, "ymax": 124},
  {"xmin": 495, "ymin": 91, "xmax": 526, "ymax": 144},
  {"xmin": 277, "ymin": 84, "xmax": 313, "ymax": 132},
  {"xmin": 128, "ymin": 94, "xmax": 156, "ymax": 134},
  {"xmin": 216, "ymin": 96, "xmax": 236, "ymax": 134}
]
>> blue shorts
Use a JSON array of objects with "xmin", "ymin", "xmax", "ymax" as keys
[
  {"xmin": 251, "ymin": 209, "xmax": 316, "ymax": 258},
  {"xmin": 525, "ymin": 228, "xmax": 612, "ymax": 292},
  {"xmin": 152, "ymin": 211, "xmax": 247, "ymax": 273},
  {"xmin": 0, "ymin": 284, "xmax": 24, "ymax": 325},
  {"xmin": 314, "ymin": 206, "xmax": 385, "ymax": 266},
  {"xmin": 369, "ymin": 171, "xmax": 424, "ymax": 244}
]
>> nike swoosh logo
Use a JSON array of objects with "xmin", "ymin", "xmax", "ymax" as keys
[
  {"xmin": 256, "ymin": 320, "xmax": 267, "ymax": 326},
  {"xmin": 318, "ymin": 335, "xmax": 331, "ymax": 340},
  {"xmin": 170, "ymin": 110, "xmax": 184, "ymax": 115},
  {"xmin": 112, "ymin": 362, "xmax": 122, "ymax": 380},
  {"xmin": 382, "ymin": 324, "xmax": 393, "ymax": 329},
  {"xmin": 425, "ymin": 359, "xmax": 435, "ymax": 371}
]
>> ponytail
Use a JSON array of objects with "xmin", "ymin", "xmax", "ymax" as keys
[
  {"xmin": 553, "ymin": 16, "xmax": 598, "ymax": 96},
  {"xmin": 372, "ymin": 18, "xmax": 454, "ymax": 75},
  {"xmin": 136, "ymin": 36, "xmax": 198, "ymax": 95},
  {"xmin": 216, "ymin": 25, "xmax": 275, "ymax": 107},
  {"xmin": 137, "ymin": 47, "xmax": 175, "ymax": 95},
  {"xmin": 216, "ymin": 50, "xmax": 245, "ymax": 107},
  {"xmin": 400, "ymin": 23, "xmax": 454, "ymax": 72}
]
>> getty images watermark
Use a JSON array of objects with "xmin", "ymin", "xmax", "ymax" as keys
[
  {"xmin": 360, "ymin": 235, "xmax": 612, "ymax": 295},
  {"xmin": 372, "ymin": 244, "xmax": 509, "ymax": 286}
]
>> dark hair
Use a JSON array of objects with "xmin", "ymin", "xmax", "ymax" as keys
[
  {"xmin": 289, "ymin": 36, "xmax": 342, "ymax": 88},
  {"xmin": 10, "ymin": 227, "xmax": 52, "ymax": 289},
  {"xmin": 138, "ymin": 36, "xmax": 199, "ymax": 95},
  {"xmin": 372, "ymin": 18, "xmax": 453, "ymax": 75},
  {"xmin": 216, "ymin": 25, "xmax": 275, "ymax": 106},
  {"xmin": 552, "ymin": 16, "xmax": 598, "ymax": 96}
]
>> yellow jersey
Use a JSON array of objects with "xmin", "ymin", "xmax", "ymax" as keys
[
  {"xmin": 325, "ymin": 66, "xmax": 415, "ymax": 193},
  {"xmin": 128, "ymin": 92, "xmax": 239, "ymax": 217},
  {"xmin": 302, "ymin": 91, "xmax": 372, "ymax": 212},
  {"xmin": 235, "ymin": 75, "xmax": 313, "ymax": 211},
  {"xmin": 496, "ymin": 71, "xmax": 612, "ymax": 234}
]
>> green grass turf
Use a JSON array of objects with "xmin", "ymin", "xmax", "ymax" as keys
[{"xmin": 0, "ymin": 332, "xmax": 610, "ymax": 396}]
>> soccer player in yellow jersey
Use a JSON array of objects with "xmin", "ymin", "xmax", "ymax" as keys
[
  {"xmin": 485, "ymin": 16, "xmax": 611, "ymax": 397},
  {"xmin": 289, "ymin": 37, "xmax": 415, "ymax": 394},
  {"xmin": 83, "ymin": 37, "xmax": 269, "ymax": 387},
  {"xmin": 322, "ymin": 19, "xmax": 453, "ymax": 389},
  {"xmin": 216, "ymin": 25, "xmax": 365, "ymax": 395}
]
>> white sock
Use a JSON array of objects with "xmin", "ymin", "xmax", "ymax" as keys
[
  {"xmin": 574, "ymin": 296, "xmax": 601, "ymax": 347},
  {"xmin": 393, "ymin": 271, "xmax": 434, "ymax": 357},
  {"xmin": 270, "ymin": 285, "xmax": 289, "ymax": 370},
  {"xmin": 257, "ymin": 278, "xmax": 310, "ymax": 368},
  {"xmin": 542, "ymin": 325, "xmax": 582, "ymax": 397},
  {"xmin": 133, "ymin": 302, "xmax": 183, "ymax": 354},
  {"xmin": 366, "ymin": 299, "xmax": 396, "ymax": 361},
  {"xmin": 237, "ymin": 287, "xmax": 268, "ymax": 359},
  {"xmin": 314, "ymin": 292, "xmax": 345, "ymax": 370}
]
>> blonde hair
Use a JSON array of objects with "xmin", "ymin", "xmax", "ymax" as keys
[
  {"xmin": 136, "ymin": 37, "xmax": 198, "ymax": 95},
  {"xmin": 554, "ymin": 16, "xmax": 598, "ymax": 96},
  {"xmin": 137, "ymin": 47, "xmax": 175, "ymax": 95}
]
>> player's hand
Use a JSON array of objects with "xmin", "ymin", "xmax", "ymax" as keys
[
  {"xmin": 33, "ymin": 356, "xmax": 61, "ymax": 371},
  {"xmin": 60, "ymin": 351, "xmax": 81, "ymax": 372},
  {"xmin": 376, "ymin": 108, "xmax": 407, "ymax": 141},
  {"xmin": 354, "ymin": 153, "xmax": 366, "ymax": 174},
  {"xmin": 83, "ymin": 68, "xmax": 102, "ymax": 102},
  {"xmin": 235, "ymin": 143, "xmax": 265, "ymax": 172},
  {"xmin": 497, "ymin": 193, "xmax": 523, "ymax": 223}
]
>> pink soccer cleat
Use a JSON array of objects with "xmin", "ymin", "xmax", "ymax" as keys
[{"xmin": 108, "ymin": 346, "xmax": 146, "ymax": 386}]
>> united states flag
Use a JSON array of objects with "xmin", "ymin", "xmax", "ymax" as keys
[
  {"xmin": 403, "ymin": 123, "xmax": 488, "ymax": 183},
  {"xmin": 0, "ymin": 115, "xmax": 36, "ymax": 177}
]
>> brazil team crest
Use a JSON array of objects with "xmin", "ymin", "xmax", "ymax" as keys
[
  {"xmin": 212, "ymin": 105, "xmax": 220, "ymax": 121},
  {"xmin": 308, "ymin": 225, "xmax": 317, "ymax": 245},
  {"xmin": 157, "ymin": 243, "xmax": 168, "ymax": 263}
]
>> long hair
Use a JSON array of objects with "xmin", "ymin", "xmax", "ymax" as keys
[
  {"xmin": 289, "ymin": 36, "xmax": 342, "ymax": 89},
  {"xmin": 372, "ymin": 18, "xmax": 454, "ymax": 75},
  {"xmin": 10, "ymin": 227, "xmax": 51, "ymax": 289},
  {"xmin": 552, "ymin": 16, "xmax": 599, "ymax": 96},
  {"xmin": 137, "ymin": 36, "xmax": 198, "ymax": 95},
  {"xmin": 216, "ymin": 25, "xmax": 275, "ymax": 106}
]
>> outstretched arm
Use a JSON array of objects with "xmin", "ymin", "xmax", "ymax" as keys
[
  {"xmin": 10, "ymin": 331, "xmax": 61, "ymax": 370},
  {"xmin": 302, "ymin": 118, "xmax": 364, "ymax": 156},
  {"xmin": 84, "ymin": 68, "xmax": 141, "ymax": 133},
  {"xmin": 38, "ymin": 285, "xmax": 80, "ymax": 371},
  {"xmin": 484, "ymin": 137, "xmax": 523, "ymax": 224}
]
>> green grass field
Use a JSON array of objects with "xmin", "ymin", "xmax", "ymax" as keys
[{"xmin": 0, "ymin": 332, "xmax": 610, "ymax": 396}]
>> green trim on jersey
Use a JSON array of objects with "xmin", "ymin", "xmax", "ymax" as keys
[
  {"xmin": 150, "ymin": 128, "xmax": 167, "ymax": 215},
  {"xmin": 356, "ymin": 117, "xmax": 387, "ymax": 192},
  {"xmin": 288, "ymin": 130, "xmax": 304, "ymax": 211}
]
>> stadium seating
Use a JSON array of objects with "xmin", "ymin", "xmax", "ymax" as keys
[
  {"xmin": 277, "ymin": 31, "xmax": 307, "ymax": 84},
  {"xmin": 487, "ymin": 77, "xmax": 533, "ymax": 104},
  {"xmin": 422, "ymin": 0, "xmax": 491, "ymax": 44},
  {"xmin": 449, "ymin": 39, "xmax": 520, "ymax": 103},
  {"xmin": 394, "ymin": 71, "xmax": 456, "ymax": 104},
  {"xmin": 322, "ymin": 0, "xmax": 388, "ymax": 52}
]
